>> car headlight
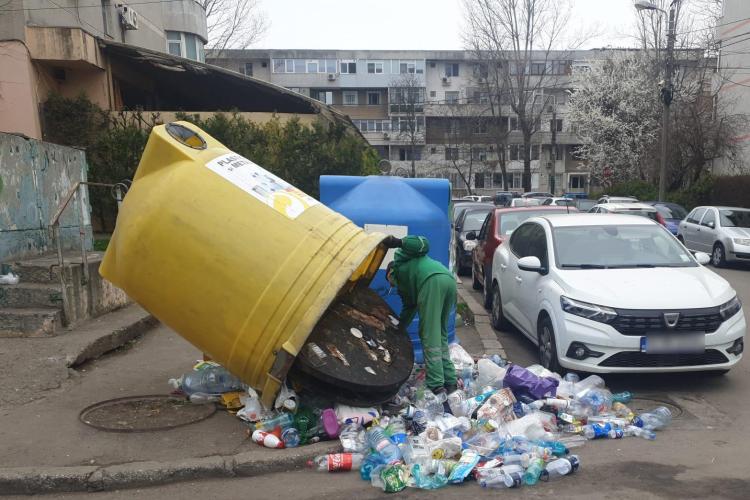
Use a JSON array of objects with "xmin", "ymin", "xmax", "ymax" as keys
[
  {"xmin": 719, "ymin": 295, "xmax": 742, "ymax": 320},
  {"xmin": 463, "ymin": 240, "xmax": 478, "ymax": 252},
  {"xmin": 733, "ymin": 238, "xmax": 750, "ymax": 246},
  {"xmin": 560, "ymin": 296, "xmax": 618, "ymax": 324}
]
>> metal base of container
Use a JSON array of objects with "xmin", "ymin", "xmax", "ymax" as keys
[{"xmin": 290, "ymin": 286, "xmax": 414, "ymax": 406}]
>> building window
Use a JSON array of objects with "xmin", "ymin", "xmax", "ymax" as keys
[
  {"xmin": 343, "ymin": 91, "xmax": 358, "ymax": 106},
  {"xmin": 447, "ymin": 119, "xmax": 460, "ymax": 135},
  {"xmin": 314, "ymin": 90, "xmax": 333, "ymax": 105},
  {"xmin": 472, "ymin": 119, "xmax": 487, "ymax": 134},
  {"xmin": 398, "ymin": 148, "xmax": 421, "ymax": 161},
  {"xmin": 340, "ymin": 61, "xmax": 357, "ymax": 74},
  {"xmin": 167, "ymin": 31, "xmax": 182, "ymax": 57},
  {"xmin": 445, "ymin": 63, "xmax": 459, "ymax": 77},
  {"xmin": 510, "ymin": 145, "xmax": 519, "ymax": 161},
  {"xmin": 445, "ymin": 147, "xmax": 459, "ymax": 161},
  {"xmin": 398, "ymin": 60, "xmax": 424, "ymax": 74},
  {"xmin": 473, "ymin": 63, "xmax": 488, "ymax": 79},
  {"xmin": 531, "ymin": 144, "xmax": 540, "ymax": 161},
  {"xmin": 510, "ymin": 117, "xmax": 518, "ymax": 130},
  {"xmin": 530, "ymin": 62, "xmax": 547, "ymax": 75},
  {"xmin": 550, "ymin": 118, "xmax": 563, "ymax": 132},
  {"xmin": 240, "ymin": 63, "xmax": 253, "ymax": 76},
  {"xmin": 430, "ymin": 147, "xmax": 437, "ymax": 154},
  {"xmin": 445, "ymin": 91, "xmax": 459, "ymax": 105},
  {"xmin": 475, "ymin": 172, "xmax": 485, "ymax": 188},
  {"xmin": 389, "ymin": 87, "xmax": 425, "ymax": 113},
  {"xmin": 569, "ymin": 174, "xmax": 586, "ymax": 189},
  {"xmin": 429, "ymin": 90, "xmax": 436, "ymax": 97},
  {"xmin": 272, "ymin": 59, "xmax": 336, "ymax": 73},
  {"xmin": 101, "ymin": 0, "xmax": 111, "ymax": 36},
  {"xmin": 367, "ymin": 91, "xmax": 380, "ymax": 105},
  {"xmin": 306, "ymin": 60, "xmax": 319, "ymax": 73},
  {"xmin": 367, "ymin": 62, "xmax": 384, "ymax": 74},
  {"xmin": 472, "ymin": 147, "xmax": 487, "ymax": 161}
]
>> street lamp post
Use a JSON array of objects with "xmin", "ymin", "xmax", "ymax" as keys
[{"xmin": 635, "ymin": 0, "xmax": 680, "ymax": 202}]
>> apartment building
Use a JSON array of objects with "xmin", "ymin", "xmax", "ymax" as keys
[
  {"xmin": 718, "ymin": 0, "xmax": 750, "ymax": 174},
  {"xmin": 0, "ymin": 0, "xmax": 207, "ymax": 138},
  {"xmin": 209, "ymin": 49, "xmax": 594, "ymax": 196}
]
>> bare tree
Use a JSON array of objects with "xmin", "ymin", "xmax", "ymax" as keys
[
  {"xmin": 389, "ymin": 72, "xmax": 426, "ymax": 178},
  {"xmin": 463, "ymin": 0, "xmax": 574, "ymax": 192},
  {"xmin": 202, "ymin": 0, "xmax": 269, "ymax": 55}
]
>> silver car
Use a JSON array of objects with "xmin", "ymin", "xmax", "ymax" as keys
[{"xmin": 678, "ymin": 206, "xmax": 750, "ymax": 267}]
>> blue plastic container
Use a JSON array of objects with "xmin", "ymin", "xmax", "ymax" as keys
[{"xmin": 320, "ymin": 175, "xmax": 457, "ymax": 363}]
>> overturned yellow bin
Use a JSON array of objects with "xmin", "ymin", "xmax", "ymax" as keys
[{"xmin": 100, "ymin": 122, "xmax": 387, "ymax": 407}]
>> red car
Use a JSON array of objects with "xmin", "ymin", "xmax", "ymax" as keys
[{"xmin": 468, "ymin": 206, "xmax": 578, "ymax": 308}]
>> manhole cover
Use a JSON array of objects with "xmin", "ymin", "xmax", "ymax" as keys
[
  {"xmin": 79, "ymin": 395, "xmax": 216, "ymax": 432},
  {"xmin": 628, "ymin": 397, "xmax": 683, "ymax": 419}
]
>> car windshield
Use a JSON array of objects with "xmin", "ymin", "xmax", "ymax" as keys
[
  {"xmin": 613, "ymin": 209, "xmax": 659, "ymax": 222},
  {"xmin": 462, "ymin": 211, "xmax": 489, "ymax": 231},
  {"xmin": 719, "ymin": 209, "xmax": 750, "ymax": 228},
  {"xmin": 553, "ymin": 224, "xmax": 696, "ymax": 268},
  {"xmin": 654, "ymin": 204, "xmax": 687, "ymax": 220},
  {"xmin": 576, "ymin": 200, "xmax": 596, "ymax": 211}
]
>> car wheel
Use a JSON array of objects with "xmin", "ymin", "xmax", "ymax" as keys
[
  {"xmin": 538, "ymin": 315, "xmax": 561, "ymax": 373},
  {"xmin": 712, "ymin": 243, "xmax": 726, "ymax": 268},
  {"xmin": 483, "ymin": 272, "xmax": 493, "ymax": 310},
  {"xmin": 490, "ymin": 283, "xmax": 509, "ymax": 330},
  {"xmin": 471, "ymin": 265, "xmax": 482, "ymax": 290}
]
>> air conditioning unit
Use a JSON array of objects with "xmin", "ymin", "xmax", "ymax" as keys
[
  {"xmin": 383, "ymin": 133, "xmax": 390, "ymax": 140},
  {"xmin": 442, "ymin": 76, "xmax": 450, "ymax": 86},
  {"xmin": 546, "ymin": 105, "xmax": 554, "ymax": 112},
  {"xmin": 327, "ymin": 73, "xmax": 336, "ymax": 81},
  {"xmin": 119, "ymin": 5, "xmax": 139, "ymax": 30}
]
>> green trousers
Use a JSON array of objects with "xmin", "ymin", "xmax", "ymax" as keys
[{"xmin": 418, "ymin": 273, "xmax": 457, "ymax": 391}]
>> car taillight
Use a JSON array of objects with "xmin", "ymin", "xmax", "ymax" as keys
[{"xmin": 656, "ymin": 212, "xmax": 666, "ymax": 226}]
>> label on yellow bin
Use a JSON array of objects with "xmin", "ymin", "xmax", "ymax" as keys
[{"xmin": 206, "ymin": 153, "xmax": 318, "ymax": 219}]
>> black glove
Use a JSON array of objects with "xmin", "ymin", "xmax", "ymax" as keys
[{"xmin": 382, "ymin": 235, "xmax": 403, "ymax": 249}]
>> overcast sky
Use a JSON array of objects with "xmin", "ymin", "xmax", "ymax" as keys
[{"xmin": 256, "ymin": 0, "xmax": 643, "ymax": 51}]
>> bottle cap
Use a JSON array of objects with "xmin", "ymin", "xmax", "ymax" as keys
[{"xmin": 567, "ymin": 455, "xmax": 580, "ymax": 472}]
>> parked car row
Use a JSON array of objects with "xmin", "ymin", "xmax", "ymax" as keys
[{"xmin": 457, "ymin": 192, "xmax": 746, "ymax": 376}]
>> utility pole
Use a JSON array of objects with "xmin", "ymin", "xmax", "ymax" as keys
[
  {"xmin": 659, "ymin": 2, "xmax": 677, "ymax": 202},
  {"xmin": 550, "ymin": 109, "xmax": 557, "ymax": 196}
]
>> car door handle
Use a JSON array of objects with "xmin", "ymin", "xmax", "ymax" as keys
[
  {"xmin": 500, "ymin": 264, "xmax": 507, "ymax": 270},
  {"xmin": 514, "ymin": 276, "xmax": 523, "ymax": 283}
]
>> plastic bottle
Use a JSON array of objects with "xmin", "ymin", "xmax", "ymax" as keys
[
  {"xmin": 612, "ymin": 391, "xmax": 633, "ymax": 404},
  {"xmin": 447, "ymin": 390, "xmax": 467, "ymax": 415},
  {"xmin": 251, "ymin": 428, "xmax": 284, "ymax": 449},
  {"xmin": 523, "ymin": 457, "xmax": 546, "ymax": 485},
  {"xmin": 321, "ymin": 408, "xmax": 340, "ymax": 438},
  {"xmin": 359, "ymin": 453, "xmax": 387, "ymax": 481},
  {"xmin": 402, "ymin": 435, "xmax": 431, "ymax": 465},
  {"xmin": 308, "ymin": 453, "xmax": 364, "ymax": 472},
  {"xmin": 582, "ymin": 423, "xmax": 623, "ymax": 440},
  {"xmin": 253, "ymin": 413, "xmax": 295, "ymax": 432},
  {"xmin": 612, "ymin": 402, "xmax": 636, "ymax": 422},
  {"xmin": 587, "ymin": 415, "xmax": 633, "ymax": 428},
  {"xmin": 480, "ymin": 464, "xmax": 524, "ymax": 489},
  {"xmin": 411, "ymin": 410, "xmax": 428, "ymax": 435},
  {"xmin": 339, "ymin": 423, "xmax": 367, "ymax": 453},
  {"xmin": 633, "ymin": 407, "xmax": 672, "ymax": 431},
  {"xmin": 418, "ymin": 390, "xmax": 448, "ymax": 418},
  {"xmin": 366, "ymin": 426, "xmax": 402, "ymax": 463},
  {"xmin": 386, "ymin": 417, "xmax": 408, "ymax": 445},
  {"xmin": 541, "ymin": 455, "xmax": 580, "ymax": 481},
  {"xmin": 579, "ymin": 388, "xmax": 613, "ymax": 415},
  {"xmin": 573, "ymin": 374, "xmax": 606, "ymax": 399},
  {"xmin": 477, "ymin": 358, "xmax": 507, "ymax": 388},
  {"xmin": 186, "ymin": 393, "xmax": 220, "ymax": 404},
  {"xmin": 623, "ymin": 425, "xmax": 657, "ymax": 440},
  {"xmin": 556, "ymin": 434, "xmax": 587, "ymax": 449},
  {"xmin": 281, "ymin": 427, "xmax": 300, "ymax": 448},
  {"xmin": 168, "ymin": 365, "xmax": 244, "ymax": 396}
]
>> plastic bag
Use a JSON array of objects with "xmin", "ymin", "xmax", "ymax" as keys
[
  {"xmin": 448, "ymin": 450, "xmax": 481, "ymax": 483},
  {"xmin": 335, "ymin": 404, "xmax": 379, "ymax": 426},
  {"xmin": 503, "ymin": 364, "xmax": 559, "ymax": 400},
  {"xmin": 410, "ymin": 463, "xmax": 449, "ymax": 490},
  {"xmin": 449, "ymin": 344, "xmax": 475, "ymax": 373},
  {"xmin": 0, "ymin": 272, "xmax": 19, "ymax": 285},
  {"xmin": 274, "ymin": 382, "xmax": 298, "ymax": 412},
  {"xmin": 237, "ymin": 388, "xmax": 267, "ymax": 422},
  {"xmin": 476, "ymin": 388, "xmax": 517, "ymax": 423},
  {"xmin": 476, "ymin": 358, "xmax": 507, "ymax": 388}
]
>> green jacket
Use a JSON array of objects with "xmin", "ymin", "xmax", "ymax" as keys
[{"xmin": 391, "ymin": 236, "xmax": 452, "ymax": 326}]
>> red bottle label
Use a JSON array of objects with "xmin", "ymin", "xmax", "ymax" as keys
[{"xmin": 328, "ymin": 453, "xmax": 353, "ymax": 471}]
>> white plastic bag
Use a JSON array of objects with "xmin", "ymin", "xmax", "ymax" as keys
[
  {"xmin": 237, "ymin": 388, "xmax": 266, "ymax": 422},
  {"xmin": 0, "ymin": 273, "xmax": 19, "ymax": 285},
  {"xmin": 476, "ymin": 358, "xmax": 507, "ymax": 388},
  {"xmin": 449, "ymin": 343, "xmax": 475, "ymax": 372},
  {"xmin": 274, "ymin": 382, "xmax": 297, "ymax": 412}
]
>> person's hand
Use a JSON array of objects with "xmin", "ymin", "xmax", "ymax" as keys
[{"xmin": 382, "ymin": 235, "xmax": 402, "ymax": 249}]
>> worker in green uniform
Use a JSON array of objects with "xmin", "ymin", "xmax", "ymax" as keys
[{"xmin": 383, "ymin": 235, "xmax": 457, "ymax": 398}]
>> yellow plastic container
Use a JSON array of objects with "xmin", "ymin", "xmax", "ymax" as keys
[{"xmin": 100, "ymin": 122, "xmax": 386, "ymax": 407}]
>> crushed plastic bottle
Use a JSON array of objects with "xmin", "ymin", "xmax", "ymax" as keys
[
  {"xmin": 339, "ymin": 423, "xmax": 367, "ymax": 453},
  {"xmin": 253, "ymin": 413, "xmax": 294, "ymax": 432},
  {"xmin": 168, "ymin": 364, "xmax": 245, "ymax": 397},
  {"xmin": 541, "ymin": 455, "xmax": 580, "ymax": 481},
  {"xmin": 623, "ymin": 425, "xmax": 657, "ymax": 440},
  {"xmin": 477, "ymin": 358, "xmax": 507, "ymax": 388},
  {"xmin": 309, "ymin": 453, "xmax": 363, "ymax": 472},
  {"xmin": 479, "ymin": 464, "xmax": 524, "ymax": 489},
  {"xmin": 386, "ymin": 416, "xmax": 408, "ymax": 445},
  {"xmin": 366, "ymin": 426, "xmax": 402, "ymax": 463},
  {"xmin": 523, "ymin": 456, "xmax": 546, "ymax": 485}
]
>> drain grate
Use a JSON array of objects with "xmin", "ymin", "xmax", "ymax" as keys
[
  {"xmin": 627, "ymin": 397, "xmax": 683, "ymax": 419},
  {"xmin": 79, "ymin": 395, "xmax": 216, "ymax": 432}
]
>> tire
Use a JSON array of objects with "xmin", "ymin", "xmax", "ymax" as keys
[
  {"xmin": 483, "ymin": 272, "xmax": 493, "ymax": 310},
  {"xmin": 712, "ymin": 243, "xmax": 726, "ymax": 268},
  {"xmin": 471, "ymin": 264, "xmax": 482, "ymax": 290},
  {"xmin": 490, "ymin": 283, "xmax": 509, "ymax": 330},
  {"xmin": 538, "ymin": 315, "xmax": 561, "ymax": 373}
]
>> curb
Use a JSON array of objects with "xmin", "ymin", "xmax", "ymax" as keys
[
  {"xmin": 70, "ymin": 313, "xmax": 160, "ymax": 367},
  {"xmin": 0, "ymin": 441, "xmax": 341, "ymax": 495},
  {"xmin": 456, "ymin": 284, "xmax": 507, "ymax": 359}
]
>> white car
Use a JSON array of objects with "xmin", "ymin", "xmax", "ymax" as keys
[
  {"xmin": 589, "ymin": 202, "xmax": 665, "ymax": 225},
  {"xmin": 597, "ymin": 195, "xmax": 639, "ymax": 204},
  {"xmin": 678, "ymin": 206, "xmax": 750, "ymax": 267},
  {"xmin": 489, "ymin": 213, "xmax": 745, "ymax": 373},
  {"xmin": 510, "ymin": 198, "xmax": 542, "ymax": 207},
  {"xmin": 541, "ymin": 197, "xmax": 576, "ymax": 207}
]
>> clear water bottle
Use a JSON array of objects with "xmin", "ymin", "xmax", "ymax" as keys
[
  {"xmin": 253, "ymin": 413, "xmax": 295, "ymax": 432},
  {"xmin": 386, "ymin": 417, "xmax": 408, "ymax": 445},
  {"xmin": 339, "ymin": 423, "xmax": 367, "ymax": 453},
  {"xmin": 418, "ymin": 390, "xmax": 447, "ymax": 418},
  {"xmin": 541, "ymin": 455, "xmax": 580, "ymax": 481},
  {"xmin": 169, "ymin": 365, "xmax": 244, "ymax": 396},
  {"xmin": 366, "ymin": 426, "xmax": 402, "ymax": 463},
  {"xmin": 480, "ymin": 465, "xmax": 524, "ymax": 489},
  {"xmin": 633, "ymin": 407, "xmax": 672, "ymax": 431},
  {"xmin": 573, "ymin": 374, "xmax": 606, "ymax": 399},
  {"xmin": 282, "ymin": 427, "xmax": 300, "ymax": 448},
  {"xmin": 612, "ymin": 391, "xmax": 632, "ymax": 404},
  {"xmin": 623, "ymin": 425, "xmax": 656, "ymax": 440}
]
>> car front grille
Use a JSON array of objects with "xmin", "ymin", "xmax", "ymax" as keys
[
  {"xmin": 599, "ymin": 349, "xmax": 728, "ymax": 368},
  {"xmin": 611, "ymin": 308, "xmax": 723, "ymax": 336}
]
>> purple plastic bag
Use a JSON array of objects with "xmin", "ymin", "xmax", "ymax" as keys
[{"xmin": 502, "ymin": 364, "xmax": 559, "ymax": 400}]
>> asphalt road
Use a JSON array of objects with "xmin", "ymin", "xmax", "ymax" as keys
[{"xmin": 39, "ymin": 266, "xmax": 750, "ymax": 500}]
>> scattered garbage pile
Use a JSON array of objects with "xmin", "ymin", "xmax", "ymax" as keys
[{"xmin": 169, "ymin": 343, "xmax": 672, "ymax": 492}]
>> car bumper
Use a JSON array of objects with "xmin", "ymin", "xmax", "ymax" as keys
[
  {"xmin": 556, "ymin": 309, "xmax": 746, "ymax": 373},
  {"xmin": 728, "ymin": 243, "xmax": 750, "ymax": 262}
]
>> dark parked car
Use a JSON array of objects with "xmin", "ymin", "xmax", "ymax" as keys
[
  {"xmin": 643, "ymin": 201, "xmax": 688, "ymax": 235},
  {"xmin": 522, "ymin": 192, "xmax": 554, "ymax": 199},
  {"xmin": 455, "ymin": 207, "xmax": 493, "ymax": 275},
  {"xmin": 493, "ymin": 191, "xmax": 521, "ymax": 206},
  {"xmin": 452, "ymin": 201, "xmax": 492, "ymax": 224},
  {"xmin": 468, "ymin": 206, "xmax": 578, "ymax": 307}
]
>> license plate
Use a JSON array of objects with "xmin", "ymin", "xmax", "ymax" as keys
[{"xmin": 640, "ymin": 333, "xmax": 705, "ymax": 354}]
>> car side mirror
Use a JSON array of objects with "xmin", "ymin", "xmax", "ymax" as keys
[
  {"xmin": 518, "ymin": 255, "xmax": 544, "ymax": 273},
  {"xmin": 706, "ymin": 221, "xmax": 715, "ymax": 229},
  {"xmin": 466, "ymin": 231, "xmax": 477, "ymax": 240},
  {"xmin": 694, "ymin": 252, "xmax": 711, "ymax": 265}
]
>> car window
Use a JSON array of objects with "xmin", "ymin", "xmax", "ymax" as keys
[
  {"xmin": 509, "ymin": 223, "xmax": 534, "ymax": 257},
  {"xmin": 687, "ymin": 208, "xmax": 706, "ymax": 224},
  {"xmin": 497, "ymin": 210, "xmax": 559, "ymax": 236},
  {"xmin": 719, "ymin": 209, "xmax": 750, "ymax": 228},
  {"xmin": 613, "ymin": 209, "xmax": 658, "ymax": 222},
  {"xmin": 525, "ymin": 224, "xmax": 549, "ymax": 268},
  {"xmin": 542, "ymin": 198, "xmax": 552, "ymax": 205},
  {"xmin": 655, "ymin": 204, "xmax": 687, "ymax": 219},
  {"xmin": 462, "ymin": 210, "xmax": 490, "ymax": 232},
  {"xmin": 701, "ymin": 209, "xmax": 716, "ymax": 227},
  {"xmin": 478, "ymin": 212, "xmax": 491, "ymax": 240}
]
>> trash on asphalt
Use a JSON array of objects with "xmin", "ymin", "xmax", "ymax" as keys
[
  {"xmin": 168, "ymin": 342, "xmax": 673, "ymax": 492},
  {"xmin": 0, "ymin": 272, "xmax": 19, "ymax": 285}
]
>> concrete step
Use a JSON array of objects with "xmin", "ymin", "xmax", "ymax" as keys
[
  {"xmin": 0, "ymin": 307, "xmax": 63, "ymax": 338},
  {"xmin": 7, "ymin": 262, "xmax": 69, "ymax": 285},
  {"xmin": 0, "ymin": 283, "xmax": 65, "ymax": 309}
]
